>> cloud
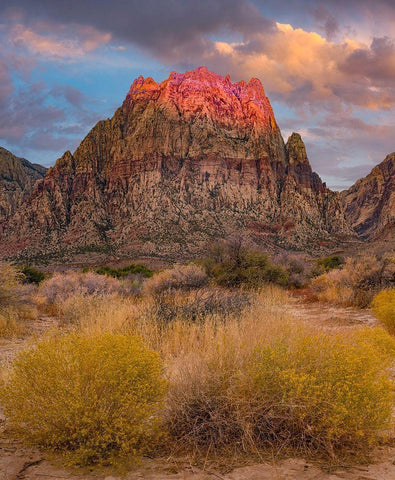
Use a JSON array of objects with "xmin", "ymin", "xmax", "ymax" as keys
[
  {"xmin": 312, "ymin": 5, "xmax": 339, "ymax": 39},
  {"xmin": 2, "ymin": 0, "xmax": 272, "ymax": 61},
  {"xmin": 200, "ymin": 24, "xmax": 395, "ymax": 111},
  {"xmin": 0, "ymin": 74, "xmax": 100, "ymax": 157},
  {"xmin": 8, "ymin": 23, "xmax": 111, "ymax": 60},
  {"xmin": 50, "ymin": 84, "xmax": 85, "ymax": 107},
  {"xmin": 0, "ymin": 81, "xmax": 65, "ymax": 142},
  {"xmin": 339, "ymin": 36, "xmax": 395, "ymax": 81},
  {"xmin": 0, "ymin": 59, "xmax": 13, "ymax": 106},
  {"xmin": 2, "ymin": 1, "xmax": 393, "ymax": 112},
  {"xmin": 291, "ymin": 112, "xmax": 395, "ymax": 188},
  {"xmin": 0, "ymin": 0, "xmax": 393, "ymax": 187}
]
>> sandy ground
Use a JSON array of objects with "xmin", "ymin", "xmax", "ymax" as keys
[
  {"xmin": 1, "ymin": 300, "xmax": 393, "ymax": 480},
  {"xmin": 1, "ymin": 440, "xmax": 394, "ymax": 480}
]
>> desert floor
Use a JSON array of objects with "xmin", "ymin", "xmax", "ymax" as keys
[{"xmin": 1, "ymin": 297, "xmax": 394, "ymax": 480}]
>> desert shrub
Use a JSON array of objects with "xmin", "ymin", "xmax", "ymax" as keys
[
  {"xmin": 1, "ymin": 333, "xmax": 167, "ymax": 466},
  {"xmin": 166, "ymin": 318, "xmax": 394, "ymax": 459},
  {"xmin": 244, "ymin": 329, "xmax": 393, "ymax": 456},
  {"xmin": 312, "ymin": 255, "xmax": 344, "ymax": 276},
  {"xmin": 144, "ymin": 264, "xmax": 208, "ymax": 297},
  {"xmin": 95, "ymin": 263, "xmax": 153, "ymax": 279},
  {"xmin": 273, "ymin": 252, "xmax": 311, "ymax": 288},
  {"xmin": 20, "ymin": 265, "xmax": 46, "ymax": 284},
  {"xmin": 147, "ymin": 287, "xmax": 252, "ymax": 323},
  {"xmin": 39, "ymin": 271, "xmax": 128, "ymax": 305},
  {"xmin": 0, "ymin": 262, "xmax": 22, "ymax": 305},
  {"xmin": 0, "ymin": 308, "xmax": 28, "ymax": 338},
  {"xmin": 200, "ymin": 245, "xmax": 289, "ymax": 288},
  {"xmin": 311, "ymin": 256, "xmax": 393, "ymax": 307},
  {"xmin": 371, "ymin": 289, "xmax": 395, "ymax": 335},
  {"xmin": 0, "ymin": 262, "xmax": 37, "ymax": 337}
]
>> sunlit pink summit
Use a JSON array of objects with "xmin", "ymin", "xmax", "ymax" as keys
[{"xmin": 126, "ymin": 66, "xmax": 278, "ymax": 131}]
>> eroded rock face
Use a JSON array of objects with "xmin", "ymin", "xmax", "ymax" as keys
[
  {"xmin": 341, "ymin": 153, "xmax": 394, "ymax": 239},
  {"xmin": 0, "ymin": 67, "xmax": 352, "ymax": 260},
  {"xmin": 0, "ymin": 147, "xmax": 46, "ymax": 225}
]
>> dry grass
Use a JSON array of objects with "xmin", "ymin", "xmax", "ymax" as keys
[
  {"xmin": 0, "ymin": 262, "xmax": 37, "ymax": 338},
  {"xmin": 311, "ymin": 256, "xmax": 393, "ymax": 307},
  {"xmin": 52, "ymin": 284, "xmax": 394, "ymax": 461},
  {"xmin": 1, "ymin": 271, "xmax": 394, "ymax": 466},
  {"xmin": 144, "ymin": 264, "xmax": 208, "ymax": 297}
]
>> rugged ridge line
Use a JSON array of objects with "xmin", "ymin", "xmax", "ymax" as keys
[
  {"xmin": 341, "ymin": 153, "xmax": 394, "ymax": 239},
  {"xmin": 0, "ymin": 67, "xmax": 352, "ymax": 260},
  {"xmin": 0, "ymin": 147, "xmax": 47, "ymax": 225}
]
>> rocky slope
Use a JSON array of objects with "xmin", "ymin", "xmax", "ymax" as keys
[
  {"xmin": 0, "ymin": 147, "xmax": 47, "ymax": 225},
  {"xmin": 0, "ymin": 67, "xmax": 352, "ymax": 260},
  {"xmin": 341, "ymin": 153, "xmax": 394, "ymax": 239}
]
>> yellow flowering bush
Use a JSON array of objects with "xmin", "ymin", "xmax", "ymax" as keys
[
  {"xmin": 1, "ymin": 333, "xmax": 167, "ymax": 465},
  {"xmin": 371, "ymin": 288, "xmax": 395, "ymax": 335},
  {"xmin": 246, "ymin": 328, "xmax": 394, "ymax": 456}
]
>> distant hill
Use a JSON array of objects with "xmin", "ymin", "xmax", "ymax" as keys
[
  {"xmin": 341, "ymin": 153, "xmax": 394, "ymax": 240},
  {"xmin": 0, "ymin": 147, "xmax": 46, "ymax": 224}
]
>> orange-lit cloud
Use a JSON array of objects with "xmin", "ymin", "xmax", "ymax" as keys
[
  {"xmin": 9, "ymin": 23, "xmax": 111, "ymax": 59},
  {"xmin": 207, "ymin": 23, "xmax": 394, "ymax": 110}
]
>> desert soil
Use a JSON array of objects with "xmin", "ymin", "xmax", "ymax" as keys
[{"xmin": 1, "ymin": 300, "xmax": 394, "ymax": 480}]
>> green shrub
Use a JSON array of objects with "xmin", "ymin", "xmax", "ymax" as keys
[
  {"xmin": 313, "ymin": 255, "xmax": 344, "ymax": 276},
  {"xmin": 20, "ymin": 265, "xmax": 46, "ymax": 284},
  {"xmin": 95, "ymin": 264, "xmax": 153, "ymax": 279},
  {"xmin": 1, "ymin": 333, "xmax": 167, "ymax": 466},
  {"xmin": 372, "ymin": 289, "xmax": 395, "ymax": 335},
  {"xmin": 200, "ymin": 249, "xmax": 289, "ymax": 288}
]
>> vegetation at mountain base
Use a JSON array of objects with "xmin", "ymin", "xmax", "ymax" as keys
[
  {"xmin": 371, "ymin": 288, "xmax": 395, "ymax": 335},
  {"xmin": 20, "ymin": 265, "xmax": 46, "ymax": 284},
  {"xmin": 0, "ymin": 254, "xmax": 394, "ymax": 467},
  {"xmin": 311, "ymin": 255, "xmax": 394, "ymax": 307},
  {"xmin": 197, "ymin": 240, "xmax": 289, "ymax": 288},
  {"xmin": 0, "ymin": 262, "xmax": 37, "ymax": 337},
  {"xmin": 92, "ymin": 263, "xmax": 154, "ymax": 279},
  {"xmin": 312, "ymin": 255, "xmax": 344, "ymax": 276}
]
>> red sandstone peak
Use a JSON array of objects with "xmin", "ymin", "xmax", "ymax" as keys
[
  {"xmin": 125, "ymin": 66, "xmax": 277, "ymax": 131},
  {"xmin": 0, "ymin": 67, "xmax": 356, "ymax": 260},
  {"xmin": 128, "ymin": 75, "xmax": 159, "ymax": 95}
]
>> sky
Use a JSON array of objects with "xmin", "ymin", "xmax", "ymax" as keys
[{"xmin": 0, "ymin": 0, "xmax": 394, "ymax": 190}]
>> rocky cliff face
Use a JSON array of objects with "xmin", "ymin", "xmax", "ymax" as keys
[
  {"xmin": 0, "ymin": 147, "xmax": 47, "ymax": 225},
  {"xmin": 0, "ymin": 67, "xmax": 352, "ymax": 260},
  {"xmin": 341, "ymin": 153, "xmax": 394, "ymax": 239}
]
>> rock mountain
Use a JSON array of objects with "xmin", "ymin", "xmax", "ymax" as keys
[
  {"xmin": 0, "ymin": 147, "xmax": 47, "ymax": 227},
  {"xmin": 341, "ymin": 153, "xmax": 394, "ymax": 240},
  {"xmin": 0, "ymin": 67, "xmax": 378, "ymax": 260}
]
